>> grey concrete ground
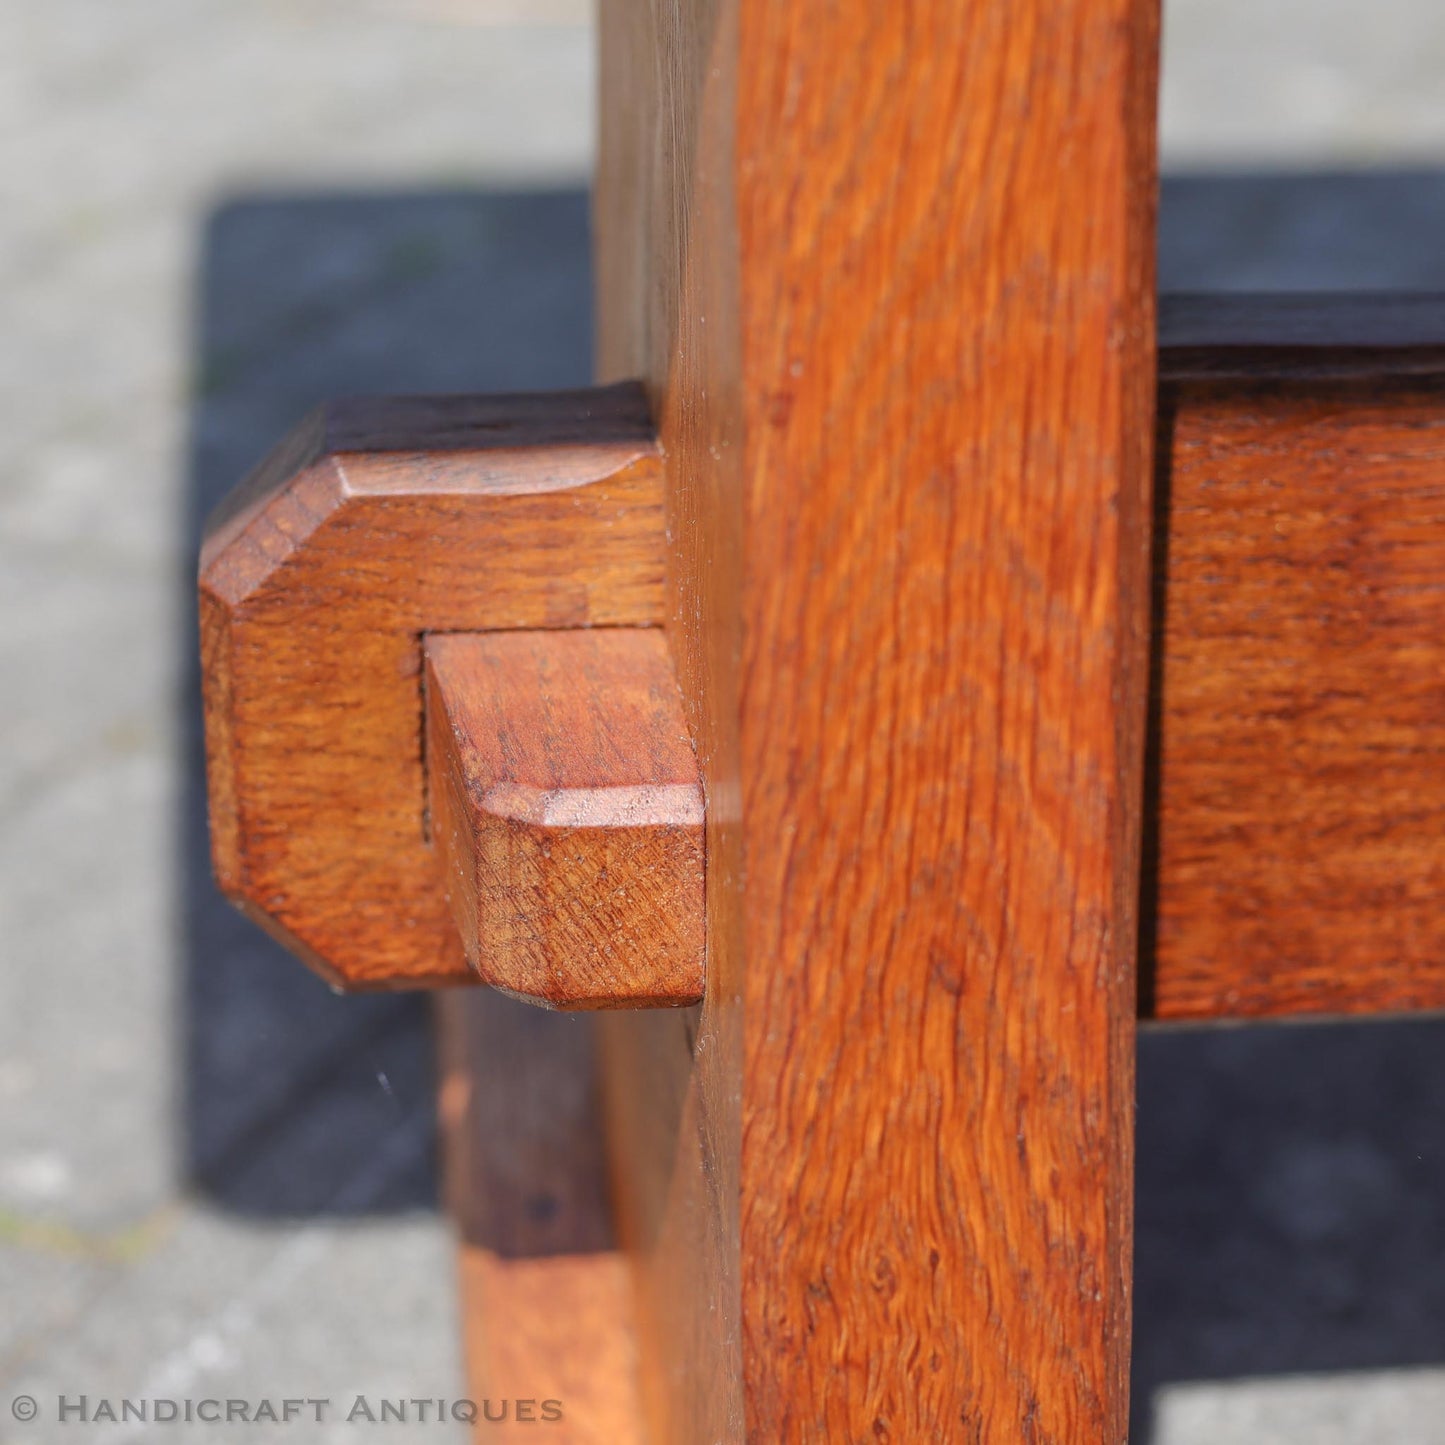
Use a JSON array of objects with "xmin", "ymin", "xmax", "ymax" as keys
[
  {"xmin": 1, "ymin": 4, "xmax": 590, "ymax": 1441},
  {"xmin": 2, "ymin": 2, "xmax": 1445, "ymax": 1442}
]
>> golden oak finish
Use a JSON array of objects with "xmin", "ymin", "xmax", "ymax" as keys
[
  {"xmin": 198, "ymin": 385, "xmax": 664, "ymax": 988},
  {"xmin": 1147, "ymin": 299, "xmax": 1445, "ymax": 1020},
  {"xmin": 199, "ymin": 302, "xmax": 1445, "ymax": 1022},
  {"xmin": 596, "ymin": 1, "xmax": 1160, "ymax": 1438},
  {"xmin": 194, "ymin": 203, "xmax": 1445, "ymax": 1444},
  {"xmin": 424, "ymin": 630, "xmax": 704, "ymax": 1010},
  {"xmin": 595, "ymin": 6, "xmax": 745, "ymax": 1436}
]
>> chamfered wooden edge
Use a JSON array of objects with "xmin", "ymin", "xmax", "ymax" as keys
[
  {"xmin": 198, "ymin": 383, "xmax": 667, "ymax": 990},
  {"xmin": 424, "ymin": 629, "xmax": 705, "ymax": 1009}
]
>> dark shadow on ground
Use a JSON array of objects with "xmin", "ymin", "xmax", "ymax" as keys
[
  {"xmin": 171, "ymin": 172, "xmax": 1445, "ymax": 1433},
  {"xmin": 1134, "ymin": 1016, "xmax": 1445, "ymax": 1436},
  {"xmin": 1160, "ymin": 168, "xmax": 1445, "ymax": 289},
  {"xmin": 179, "ymin": 189, "xmax": 593, "ymax": 1216}
]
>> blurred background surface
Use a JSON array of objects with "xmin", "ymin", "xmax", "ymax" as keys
[{"xmin": 2, "ymin": 2, "xmax": 1445, "ymax": 1441}]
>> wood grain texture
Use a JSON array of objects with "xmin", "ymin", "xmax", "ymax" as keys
[
  {"xmin": 1147, "ymin": 305, "xmax": 1445, "ymax": 1020},
  {"xmin": 437, "ymin": 992, "xmax": 642, "ymax": 1444},
  {"xmin": 596, "ymin": 4, "xmax": 746, "ymax": 1439},
  {"xmin": 596, "ymin": 1, "xmax": 1160, "ymax": 1439},
  {"xmin": 424, "ymin": 629, "xmax": 704, "ymax": 1009},
  {"xmin": 198, "ymin": 385, "xmax": 665, "ymax": 988}
]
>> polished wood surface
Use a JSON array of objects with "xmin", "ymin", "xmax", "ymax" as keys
[
  {"xmin": 195, "ymin": 251, "xmax": 1445, "ymax": 1443},
  {"xmin": 596, "ymin": 0, "xmax": 1160, "ymax": 1437},
  {"xmin": 595, "ymin": 4, "xmax": 744, "ymax": 1435},
  {"xmin": 198, "ymin": 301, "xmax": 1445, "ymax": 1024},
  {"xmin": 198, "ymin": 385, "xmax": 663, "ymax": 988},
  {"xmin": 190, "ymin": 0, "xmax": 1445, "ymax": 1422},
  {"xmin": 424, "ymin": 629, "xmax": 704, "ymax": 1009},
  {"xmin": 1147, "ymin": 303, "xmax": 1445, "ymax": 1020}
]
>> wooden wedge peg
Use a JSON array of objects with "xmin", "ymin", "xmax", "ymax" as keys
[
  {"xmin": 424, "ymin": 630, "xmax": 705, "ymax": 1009},
  {"xmin": 197, "ymin": 383, "xmax": 673, "ymax": 992}
]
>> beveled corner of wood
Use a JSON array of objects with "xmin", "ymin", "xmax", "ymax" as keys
[
  {"xmin": 425, "ymin": 629, "xmax": 705, "ymax": 1010},
  {"xmin": 197, "ymin": 410, "xmax": 351, "ymax": 925},
  {"xmin": 194, "ymin": 383, "xmax": 667, "ymax": 992}
]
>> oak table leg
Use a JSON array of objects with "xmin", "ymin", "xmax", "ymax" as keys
[
  {"xmin": 196, "ymin": 176, "xmax": 1445, "ymax": 1443},
  {"xmin": 595, "ymin": 1, "xmax": 1161, "ymax": 1439},
  {"xmin": 202, "ymin": 297, "xmax": 1445, "ymax": 1438},
  {"xmin": 198, "ymin": 3, "xmax": 1162, "ymax": 1436}
]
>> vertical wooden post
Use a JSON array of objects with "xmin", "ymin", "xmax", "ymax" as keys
[{"xmin": 596, "ymin": 0, "xmax": 1160, "ymax": 1437}]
